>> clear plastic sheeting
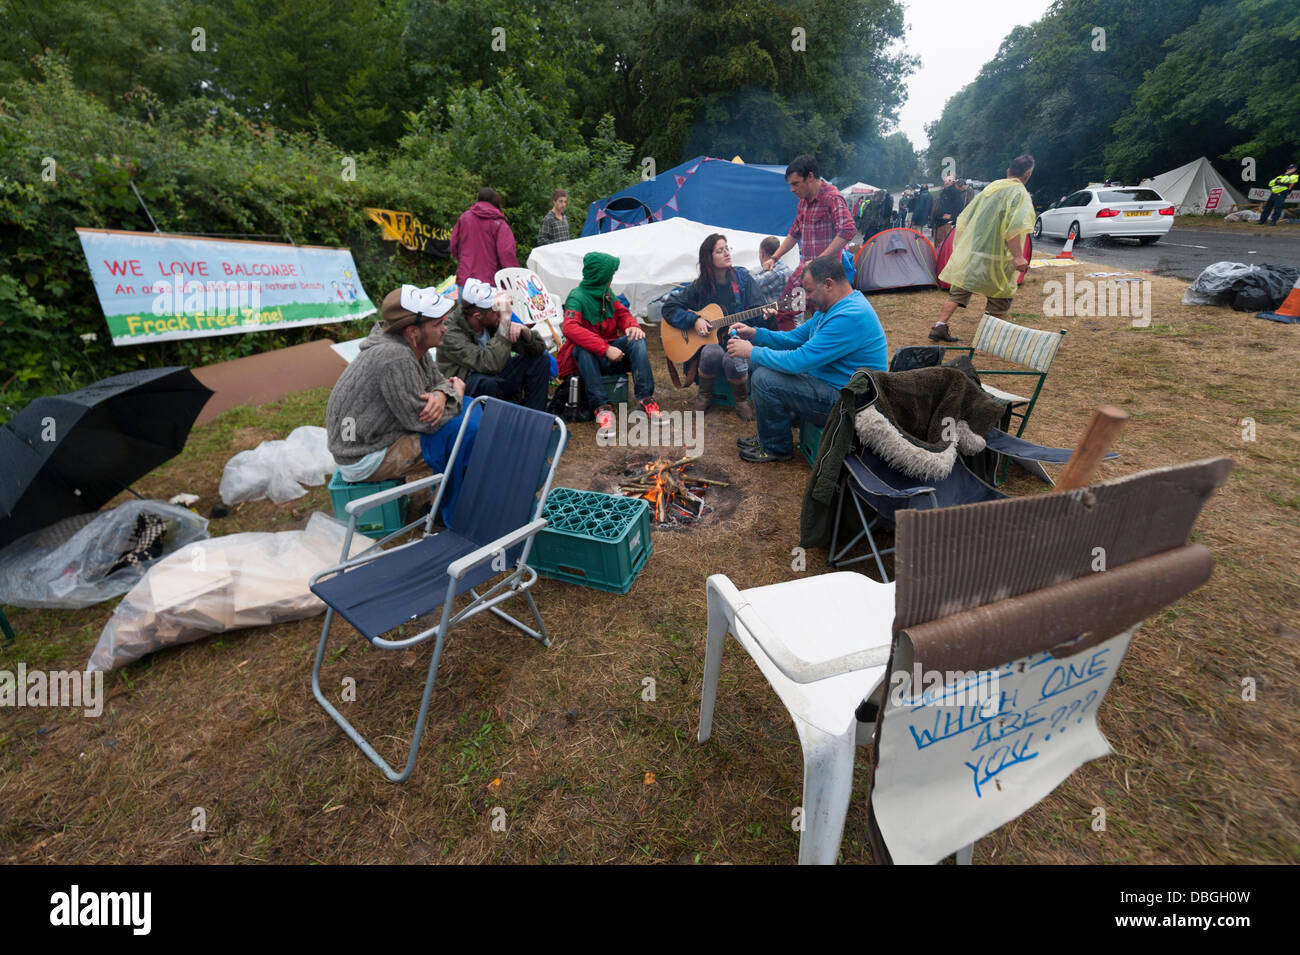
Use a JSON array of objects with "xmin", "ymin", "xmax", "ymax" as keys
[
  {"xmin": 0, "ymin": 500, "xmax": 209, "ymax": 609},
  {"xmin": 1182, "ymin": 262, "xmax": 1258, "ymax": 305},
  {"xmin": 88, "ymin": 512, "xmax": 369, "ymax": 671},
  {"xmin": 218, "ymin": 425, "xmax": 336, "ymax": 506},
  {"xmin": 1182, "ymin": 261, "xmax": 1300, "ymax": 310}
]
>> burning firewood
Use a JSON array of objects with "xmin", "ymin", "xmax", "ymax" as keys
[{"xmin": 619, "ymin": 456, "xmax": 715, "ymax": 524}]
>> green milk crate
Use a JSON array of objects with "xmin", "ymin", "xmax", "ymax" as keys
[
  {"xmin": 799, "ymin": 419, "xmax": 826, "ymax": 466},
  {"xmin": 602, "ymin": 375, "xmax": 629, "ymax": 405},
  {"xmin": 712, "ymin": 374, "xmax": 736, "ymax": 408},
  {"xmin": 530, "ymin": 488, "xmax": 652, "ymax": 594},
  {"xmin": 328, "ymin": 472, "xmax": 405, "ymax": 539}
]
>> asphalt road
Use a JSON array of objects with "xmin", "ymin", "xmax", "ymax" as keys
[{"xmin": 1030, "ymin": 225, "xmax": 1300, "ymax": 280}]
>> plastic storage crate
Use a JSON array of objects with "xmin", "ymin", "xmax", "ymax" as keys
[
  {"xmin": 712, "ymin": 374, "xmax": 736, "ymax": 408},
  {"xmin": 328, "ymin": 472, "xmax": 405, "ymax": 539},
  {"xmin": 799, "ymin": 419, "xmax": 825, "ymax": 467},
  {"xmin": 602, "ymin": 375, "xmax": 629, "ymax": 405},
  {"xmin": 530, "ymin": 488, "xmax": 652, "ymax": 594}
]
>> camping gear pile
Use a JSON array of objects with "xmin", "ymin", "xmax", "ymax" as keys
[
  {"xmin": 1182, "ymin": 262, "xmax": 1300, "ymax": 312},
  {"xmin": 0, "ymin": 500, "xmax": 209, "ymax": 609},
  {"xmin": 89, "ymin": 512, "xmax": 369, "ymax": 671}
]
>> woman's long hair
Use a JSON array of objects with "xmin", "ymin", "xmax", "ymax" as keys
[{"xmin": 695, "ymin": 233, "xmax": 733, "ymax": 299}]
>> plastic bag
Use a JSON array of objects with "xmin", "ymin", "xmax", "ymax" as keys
[
  {"xmin": 218, "ymin": 425, "xmax": 336, "ymax": 505},
  {"xmin": 1181, "ymin": 262, "xmax": 1255, "ymax": 305},
  {"xmin": 0, "ymin": 500, "xmax": 209, "ymax": 609},
  {"xmin": 88, "ymin": 512, "xmax": 371, "ymax": 671},
  {"xmin": 1181, "ymin": 261, "xmax": 1299, "ymax": 310}
]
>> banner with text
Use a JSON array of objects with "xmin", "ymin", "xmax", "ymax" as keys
[
  {"xmin": 365, "ymin": 208, "xmax": 451, "ymax": 257},
  {"xmin": 76, "ymin": 229, "xmax": 376, "ymax": 346}
]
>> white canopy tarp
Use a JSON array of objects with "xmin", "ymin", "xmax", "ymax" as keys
[
  {"xmin": 841, "ymin": 181, "xmax": 878, "ymax": 196},
  {"xmin": 1140, "ymin": 157, "xmax": 1246, "ymax": 215},
  {"xmin": 526, "ymin": 217, "xmax": 797, "ymax": 315}
]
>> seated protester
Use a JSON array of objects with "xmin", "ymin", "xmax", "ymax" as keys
[
  {"xmin": 326, "ymin": 285, "xmax": 478, "ymax": 523},
  {"xmin": 660, "ymin": 233, "xmax": 776, "ymax": 421},
  {"xmin": 557, "ymin": 251, "xmax": 659, "ymax": 438},
  {"xmin": 437, "ymin": 278, "xmax": 550, "ymax": 411},
  {"xmin": 753, "ymin": 235, "xmax": 791, "ymax": 309},
  {"xmin": 725, "ymin": 254, "xmax": 888, "ymax": 463}
]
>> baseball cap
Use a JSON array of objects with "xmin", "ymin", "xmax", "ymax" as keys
[{"xmin": 381, "ymin": 285, "xmax": 454, "ymax": 332}]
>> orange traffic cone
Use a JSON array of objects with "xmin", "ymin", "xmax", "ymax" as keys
[
  {"xmin": 1056, "ymin": 225, "xmax": 1077, "ymax": 259},
  {"xmin": 1258, "ymin": 274, "xmax": 1300, "ymax": 323}
]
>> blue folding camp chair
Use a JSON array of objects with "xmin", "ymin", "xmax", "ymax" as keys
[
  {"xmin": 828, "ymin": 430, "xmax": 1119, "ymax": 581},
  {"xmin": 828, "ymin": 444, "xmax": 1005, "ymax": 582},
  {"xmin": 310, "ymin": 396, "xmax": 567, "ymax": 782}
]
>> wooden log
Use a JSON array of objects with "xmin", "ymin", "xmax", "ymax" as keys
[{"xmin": 1056, "ymin": 405, "xmax": 1128, "ymax": 492}]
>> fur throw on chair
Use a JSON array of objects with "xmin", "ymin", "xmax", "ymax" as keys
[{"xmin": 854, "ymin": 367, "xmax": 1007, "ymax": 481}]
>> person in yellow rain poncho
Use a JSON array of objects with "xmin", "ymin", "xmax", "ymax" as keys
[{"xmin": 929, "ymin": 155, "xmax": 1036, "ymax": 342}]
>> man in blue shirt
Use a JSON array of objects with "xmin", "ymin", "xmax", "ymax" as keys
[{"xmin": 726, "ymin": 253, "xmax": 888, "ymax": 462}]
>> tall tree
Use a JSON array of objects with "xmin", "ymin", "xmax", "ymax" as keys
[
  {"xmin": 187, "ymin": 0, "xmax": 412, "ymax": 150},
  {"xmin": 629, "ymin": 0, "xmax": 914, "ymax": 173}
]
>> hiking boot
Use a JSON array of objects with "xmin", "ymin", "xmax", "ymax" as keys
[
  {"xmin": 928, "ymin": 322, "xmax": 960, "ymax": 342},
  {"xmin": 739, "ymin": 444, "xmax": 792, "ymax": 463},
  {"xmin": 736, "ymin": 434, "xmax": 761, "ymax": 449},
  {"xmin": 595, "ymin": 404, "xmax": 616, "ymax": 439},
  {"xmin": 693, "ymin": 378, "xmax": 716, "ymax": 413},
  {"xmin": 638, "ymin": 397, "xmax": 662, "ymax": 421},
  {"xmin": 731, "ymin": 381, "xmax": 755, "ymax": 421}
]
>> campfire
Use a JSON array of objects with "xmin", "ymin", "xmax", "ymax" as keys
[{"xmin": 618, "ymin": 456, "xmax": 729, "ymax": 524}]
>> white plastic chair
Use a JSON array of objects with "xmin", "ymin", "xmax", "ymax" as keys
[
  {"xmin": 698, "ymin": 572, "xmax": 895, "ymax": 864},
  {"xmin": 699, "ymin": 457, "xmax": 1229, "ymax": 865}
]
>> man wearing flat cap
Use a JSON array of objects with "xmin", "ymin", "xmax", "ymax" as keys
[
  {"xmin": 437, "ymin": 278, "xmax": 551, "ymax": 410},
  {"xmin": 327, "ymin": 285, "xmax": 478, "ymax": 520}
]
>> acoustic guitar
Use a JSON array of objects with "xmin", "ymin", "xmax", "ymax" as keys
[{"xmin": 659, "ymin": 300, "xmax": 785, "ymax": 364}]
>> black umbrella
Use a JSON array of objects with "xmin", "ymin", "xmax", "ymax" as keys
[{"xmin": 0, "ymin": 367, "xmax": 213, "ymax": 549}]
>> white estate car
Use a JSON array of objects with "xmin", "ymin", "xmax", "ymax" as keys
[{"xmin": 1034, "ymin": 186, "xmax": 1175, "ymax": 244}]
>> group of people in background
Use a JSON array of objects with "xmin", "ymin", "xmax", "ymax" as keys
[{"xmin": 327, "ymin": 148, "xmax": 1046, "ymax": 487}]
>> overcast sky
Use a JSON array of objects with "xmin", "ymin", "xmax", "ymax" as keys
[{"xmin": 895, "ymin": 0, "xmax": 1057, "ymax": 149}]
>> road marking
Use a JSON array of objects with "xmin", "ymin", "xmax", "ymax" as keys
[{"xmin": 1161, "ymin": 242, "xmax": 1208, "ymax": 249}]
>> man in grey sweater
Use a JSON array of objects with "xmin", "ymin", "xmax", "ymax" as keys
[{"xmin": 326, "ymin": 285, "xmax": 466, "ymax": 485}]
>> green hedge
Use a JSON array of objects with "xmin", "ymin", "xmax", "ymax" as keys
[{"xmin": 0, "ymin": 58, "xmax": 635, "ymax": 422}]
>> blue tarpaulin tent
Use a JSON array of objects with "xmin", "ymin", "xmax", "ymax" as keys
[{"xmin": 581, "ymin": 157, "xmax": 798, "ymax": 238}]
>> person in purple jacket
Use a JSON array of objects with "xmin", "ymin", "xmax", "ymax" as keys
[
  {"xmin": 726, "ymin": 253, "xmax": 888, "ymax": 462},
  {"xmin": 449, "ymin": 187, "xmax": 521, "ymax": 289}
]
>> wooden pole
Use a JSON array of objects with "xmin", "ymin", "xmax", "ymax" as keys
[{"xmin": 1056, "ymin": 405, "xmax": 1128, "ymax": 492}]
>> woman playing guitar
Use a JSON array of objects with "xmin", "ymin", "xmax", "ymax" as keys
[{"xmin": 660, "ymin": 234, "xmax": 778, "ymax": 421}]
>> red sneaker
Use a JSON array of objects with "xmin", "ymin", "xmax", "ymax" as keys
[{"xmin": 638, "ymin": 397, "xmax": 662, "ymax": 420}]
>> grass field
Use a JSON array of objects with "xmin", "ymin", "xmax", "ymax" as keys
[{"xmin": 3, "ymin": 258, "xmax": 1298, "ymax": 865}]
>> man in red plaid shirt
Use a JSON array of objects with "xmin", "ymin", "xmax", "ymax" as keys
[{"xmin": 762, "ymin": 155, "xmax": 857, "ymax": 329}]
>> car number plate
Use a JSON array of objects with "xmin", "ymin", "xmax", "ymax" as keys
[{"xmin": 1124, "ymin": 211, "xmax": 1151, "ymax": 217}]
